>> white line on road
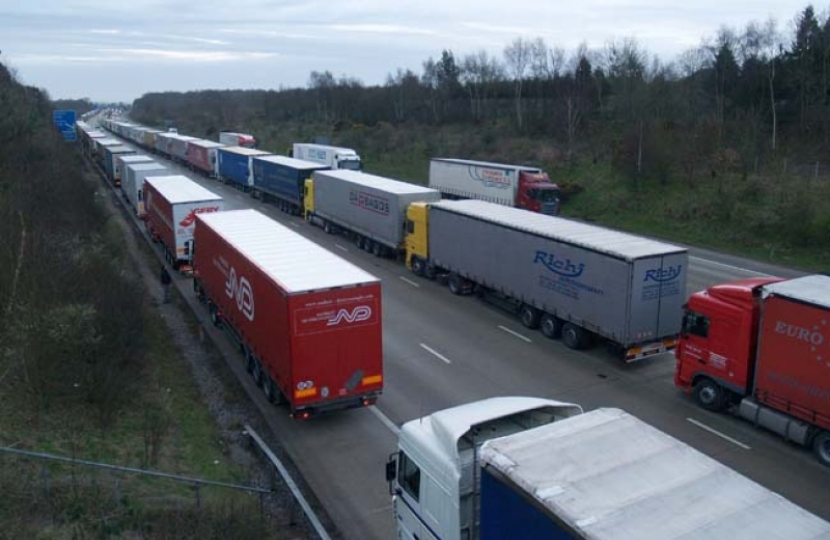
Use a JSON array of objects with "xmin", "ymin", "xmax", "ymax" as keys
[
  {"xmin": 689, "ymin": 256, "xmax": 771, "ymax": 277},
  {"xmin": 369, "ymin": 406, "xmax": 401, "ymax": 437},
  {"xmin": 290, "ymin": 222, "xmax": 300, "ymax": 228},
  {"xmin": 687, "ymin": 418, "xmax": 751, "ymax": 450},
  {"xmin": 498, "ymin": 325, "xmax": 532, "ymax": 343},
  {"xmin": 334, "ymin": 244, "xmax": 349, "ymax": 252},
  {"xmin": 420, "ymin": 343, "xmax": 452, "ymax": 364},
  {"xmin": 399, "ymin": 276, "xmax": 420, "ymax": 288}
]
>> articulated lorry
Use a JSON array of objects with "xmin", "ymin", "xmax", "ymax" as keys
[
  {"xmin": 217, "ymin": 147, "xmax": 272, "ymax": 190},
  {"xmin": 675, "ymin": 274, "xmax": 830, "ymax": 466},
  {"xmin": 186, "ymin": 139, "xmax": 225, "ymax": 177},
  {"xmin": 143, "ymin": 175, "xmax": 223, "ymax": 271},
  {"xmin": 102, "ymin": 145, "xmax": 136, "ymax": 186},
  {"xmin": 251, "ymin": 155, "xmax": 329, "ymax": 215},
  {"xmin": 219, "ymin": 131, "xmax": 256, "ymax": 148},
  {"xmin": 304, "ymin": 170, "xmax": 441, "ymax": 258},
  {"xmin": 405, "ymin": 200, "xmax": 687, "ymax": 360},
  {"xmin": 192, "ymin": 209, "xmax": 383, "ymax": 418},
  {"xmin": 122, "ymin": 162, "xmax": 167, "ymax": 217},
  {"xmin": 292, "ymin": 143, "xmax": 361, "ymax": 170},
  {"xmin": 387, "ymin": 397, "xmax": 830, "ymax": 540},
  {"xmin": 429, "ymin": 158, "xmax": 560, "ymax": 215},
  {"xmin": 168, "ymin": 135, "xmax": 199, "ymax": 164}
]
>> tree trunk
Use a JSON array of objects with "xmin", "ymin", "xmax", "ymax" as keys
[
  {"xmin": 514, "ymin": 81, "xmax": 523, "ymax": 129},
  {"xmin": 769, "ymin": 59, "xmax": 777, "ymax": 151}
]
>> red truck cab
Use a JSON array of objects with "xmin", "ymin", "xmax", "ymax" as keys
[
  {"xmin": 516, "ymin": 171, "xmax": 560, "ymax": 215},
  {"xmin": 675, "ymin": 277, "xmax": 783, "ymax": 409}
]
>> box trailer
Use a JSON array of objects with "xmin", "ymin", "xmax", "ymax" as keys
[
  {"xmin": 305, "ymin": 169, "xmax": 441, "ymax": 257},
  {"xmin": 103, "ymin": 145, "xmax": 136, "ymax": 185},
  {"xmin": 154, "ymin": 132, "xmax": 178, "ymax": 157},
  {"xmin": 142, "ymin": 129, "xmax": 163, "ymax": 150},
  {"xmin": 116, "ymin": 154, "xmax": 154, "ymax": 185},
  {"xmin": 406, "ymin": 199, "xmax": 687, "ymax": 361},
  {"xmin": 676, "ymin": 275, "xmax": 830, "ymax": 466},
  {"xmin": 143, "ymin": 175, "xmax": 223, "ymax": 270},
  {"xmin": 219, "ymin": 131, "xmax": 256, "ymax": 148},
  {"xmin": 292, "ymin": 143, "xmax": 361, "ymax": 170},
  {"xmin": 168, "ymin": 135, "xmax": 199, "ymax": 163},
  {"xmin": 429, "ymin": 158, "xmax": 560, "ymax": 215},
  {"xmin": 251, "ymin": 155, "xmax": 329, "ymax": 215},
  {"xmin": 192, "ymin": 209, "xmax": 383, "ymax": 417},
  {"xmin": 217, "ymin": 147, "xmax": 272, "ymax": 189},
  {"xmin": 388, "ymin": 398, "xmax": 830, "ymax": 540},
  {"xmin": 186, "ymin": 139, "xmax": 225, "ymax": 177},
  {"xmin": 122, "ymin": 162, "xmax": 167, "ymax": 216}
]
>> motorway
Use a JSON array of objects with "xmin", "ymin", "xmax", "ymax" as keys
[{"xmin": 100, "ymin": 133, "xmax": 829, "ymax": 539}]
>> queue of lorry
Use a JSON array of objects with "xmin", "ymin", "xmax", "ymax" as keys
[{"xmin": 85, "ymin": 115, "xmax": 829, "ymax": 467}]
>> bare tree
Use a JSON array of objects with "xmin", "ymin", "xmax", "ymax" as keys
[
  {"xmin": 504, "ymin": 38, "xmax": 532, "ymax": 128},
  {"xmin": 760, "ymin": 18, "xmax": 782, "ymax": 150}
]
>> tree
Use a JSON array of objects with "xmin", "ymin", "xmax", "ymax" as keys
[
  {"xmin": 503, "ymin": 38, "xmax": 532, "ymax": 129},
  {"xmin": 461, "ymin": 50, "xmax": 502, "ymax": 122}
]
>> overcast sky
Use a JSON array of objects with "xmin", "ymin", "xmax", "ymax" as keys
[{"xmin": 1, "ymin": 0, "xmax": 814, "ymax": 103}]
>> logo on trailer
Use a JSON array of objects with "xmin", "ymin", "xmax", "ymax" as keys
[
  {"xmin": 327, "ymin": 305, "xmax": 372, "ymax": 326},
  {"xmin": 533, "ymin": 250, "xmax": 585, "ymax": 278},
  {"xmin": 644, "ymin": 265, "xmax": 683, "ymax": 283},
  {"xmin": 774, "ymin": 321, "xmax": 825, "ymax": 347},
  {"xmin": 469, "ymin": 166, "xmax": 512, "ymax": 189},
  {"xmin": 350, "ymin": 190, "xmax": 390, "ymax": 215},
  {"xmin": 179, "ymin": 206, "xmax": 221, "ymax": 227},
  {"xmin": 225, "ymin": 267, "xmax": 255, "ymax": 321}
]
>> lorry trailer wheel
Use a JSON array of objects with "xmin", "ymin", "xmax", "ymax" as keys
[
  {"xmin": 263, "ymin": 377, "xmax": 276, "ymax": 403},
  {"xmin": 561, "ymin": 323, "xmax": 585, "ymax": 350},
  {"xmin": 540, "ymin": 314, "xmax": 562, "ymax": 339},
  {"xmin": 448, "ymin": 274, "xmax": 464, "ymax": 295},
  {"xmin": 411, "ymin": 258, "xmax": 426, "ymax": 277},
  {"xmin": 252, "ymin": 359, "xmax": 263, "ymax": 386},
  {"xmin": 209, "ymin": 304, "xmax": 222, "ymax": 328},
  {"xmin": 324, "ymin": 222, "xmax": 332, "ymax": 234},
  {"xmin": 813, "ymin": 431, "xmax": 830, "ymax": 467},
  {"xmin": 372, "ymin": 242, "xmax": 384, "ymax": 257},
  {"xmin": 520, "ymin": 305, "xmax": 541, "ymax": 329},
  {"xmin": 364, "ymin": 240, "xmax": 374, "ymax": 253},
  {"xmin": 692, "ymin": 379, "xmax": 726, "ymax": 412}
]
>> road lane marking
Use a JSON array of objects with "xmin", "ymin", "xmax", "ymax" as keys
[
  {"xmin": 687, "ymin": 418, "xmax": 751, "ymax": 450},
  {"xmin": 689, "ymin": 256, "xmax": 771, "ymax": 277},
  {"xmin": 369, "ymin": 406, "xmax": 401, "ymax": 437},
  {"xmin": 498, "ymin": 325, "xmax": 532, "ymax": 343},
  {"xmin": 334, "ymin": 244, "xmax": 348, "ymax": 252},
  {"xmin": 420, "ymin": 343, "xmax": 451, "ymax": 364},
  {"xmin": 399, "ymin": 276, "xmax": 420, "ymax": 288},
  {"xmin": 290, "ymin": 222, "xmax": 300, "ymax": 228}
]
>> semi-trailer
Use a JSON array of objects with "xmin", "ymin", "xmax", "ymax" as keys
[
  {"xmin": 292, "ymin": 143, "xmax": 361, "ymax": 170},
  {"xmin": 217, "ymin": 146, "xmax": 272, "ymax": 190},
  {"xmin": 219, "ymin": 131, "xmax": 256, "ymax": 148},
  {"xmin": 168, "ymin": 135, "xmax": 199, "ymax": 164},
  {"xmin": 103, "ymin": 145, "xmax": 136, "ymax": 186},
  {"xmin": 154, "ymin": 132, "xmax": 178, "ymax": 157},
  {"xmin": 675, "ymin": 274, "xmax": 830, "ymax": 466},
  {"xmin": 143, "ymin": 175, "xmax": 223, "ymax": 271},
  {"xmin": 122, "ymin": 162, "xmax": 168, "ymax": 217},
  {"xmin": 386, "ymin": 397, "xmax": 830, "ymax": 540},
  {"xmin": 251, "ymin": 155, "xmax": 329, "ymax": 215},
  {"xmin": 405, "ymin": 199, "xmax": 687, "ymax": 361},
  {"xmin": 186, "ymin": 139, "xmax": 225, "ymax": 178},
  {"xmin": 429, "ymin": 158, "xmax": 560, "ymax": 215},
  {"xmin": 304, "ymin": 169, "xmax": 441, "ymax": 258},
  {"xmin": 192, "ymin": 209, "xmax": 383, "ymax": 418}
]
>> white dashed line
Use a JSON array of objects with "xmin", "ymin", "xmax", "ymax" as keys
[
  {"xmin": 334, "ymin": 244, "xmax": 348, "ymax": 252},
  {"xmin": 498, "ymin": 325, "xmax": 532, "ymax": 343},
  {"xmin": 687, "ymin": 418, "xmax": 751, "ymax": 450},
  {"xmin": 290, "ymin": 222, "xmax": 300, "ymax": 228},
  {"xmin": 369, "ymin": 406, "xmax": 401, "ymax": 437},
  {"xmin": 420, "ymin": 343, "xmax": 452, "ymax": 364},
  {"xmin": 399, "ymin": 276, "xmax": 420, "ymax": 288}
]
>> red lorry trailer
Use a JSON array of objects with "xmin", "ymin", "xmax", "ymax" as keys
[
  {"xmin": 192, "ymin": 209, "xmax": 383, "ymax": 418},
  {"xmin": 675, "ymin": 274, "xmax": 830, "ymax": 466},
  {"xmin": 143, "ymin": 175, "xmax": 223, "ymax": 272}
]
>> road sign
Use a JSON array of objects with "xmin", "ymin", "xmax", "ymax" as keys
[{"xmin": 53, "ymin": 109, "xmax": 77, "ymax": 142}]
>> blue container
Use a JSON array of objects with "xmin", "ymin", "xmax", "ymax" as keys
[
  {"xmin": 217, "ymin": 147, "xmax": 257, "ymax": 188},
  {"xmin": 252, "ymin": 156, "xmax": 329, "ymax": 209}
]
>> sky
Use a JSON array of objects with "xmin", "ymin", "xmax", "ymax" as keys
[{"xmin": 0, "ymin": 0, "xmax": 815, "ymax": 103}]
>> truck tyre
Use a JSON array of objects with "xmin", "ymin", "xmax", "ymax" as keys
[
  {"xmin": 813, "ymin": 431, "xmax": 830, "ymax": 467},
  {"xmin": 363, "ymin": 240, "xmax": 374, "ymax": 253},
  {"xmin": 520, "ymin": 305, "xmax": 541, "ymax": 329},
  {"xmin": 263, "ymin": 376, "xmax": 276, "ymax": 403},
  {"xmin": 540, "ymin": 314, "xmax": 562, "ymax": 339},
  {"xmin": 246, "ymin": 353, "xmax": 256, "ymax": 375},
  {"xmin": 209, "ymin": 303, "xmax": 222, "ymax": 328},
  {"xmin": 561, "ymin": 323, "xmax": 586, "ymax": 350},
  {"xmin": 323, "ymin": 221, "xmax": 332, "ymax": 234},
  {"xmin": 411, "ymin": 257, "xmax": 426, "ymax": 277},
  {"xmin": 692, "ymin": 379, "xmax": 726, "ymax": 412},
  {"xmin": 252, "ymin": 358, "xmax": 263, "ymax": 386},
  {"xmin": 448, "ymin": 274, "xmax": 464, "ymax": 295},
  {"xmin": 372, "ymin": 242, "xmax": 384, "ymax": 257}
]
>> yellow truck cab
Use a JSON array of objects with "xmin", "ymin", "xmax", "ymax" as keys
[{"xmin": 404, "ymin": 202, "xmax": 430, "ymax": 275}]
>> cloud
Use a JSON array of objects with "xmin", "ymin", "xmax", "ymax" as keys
[
  {"xmin": 326, "ymin": 24, "xmax": 435, "ymax": 35},
  {"xmin": 96, "ymin": 48, "xmax": 278, "ymax": 62}
]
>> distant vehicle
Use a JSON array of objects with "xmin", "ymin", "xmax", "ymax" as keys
[
  {"xmin": 675, "ymin": 274, "xmax": 830, "ymax": 466},
  {"xmin": 217, "ymin": 147, "xmax": 272, "ymax": 190},
  {"xmin": 292, "ymin": 143, "xmax": 361, "ymax": 171},
  {"xmin": 219, "ymin": 131, "xmax": 256, "ymax": 148},
  {"xmin": 185, "ymin": 139, "xmax": 224, "ymax": 178},
  {"xmin": 143, "ymin": 175, "xmax": 223, "ymax": 272},
  {"xmin": 250, "ymin": 155, "xmax": 328, "ymax": 215},
  {"xmin": 429, "ymin": 158, "xmax": 560, "ymax": 215},
  {"xmin": 192, "ymin": 209, "xmax": 383, "ymax": 418},
  {"xmin": 121, "ymin": 161, "xmax": 166, "ymax": 217},
  {"xmin": 102, "ymin": 145, "xmax": 136, "ymax": 186},
  {"xmin": 405, "ymin": 199, "xmax": 687, "ymax": 361},
  {"xmin": 304, "ymin": 169, "xmax": 441, "ymax": 258},
  {"xmin": 386, "ymin": 397, "xmax": 830, "ymax": 540}
]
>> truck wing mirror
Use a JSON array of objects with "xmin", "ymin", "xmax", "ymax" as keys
[{"xmin": 385, "ymin": 455, "xmax": 397, "ymax": 483}]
